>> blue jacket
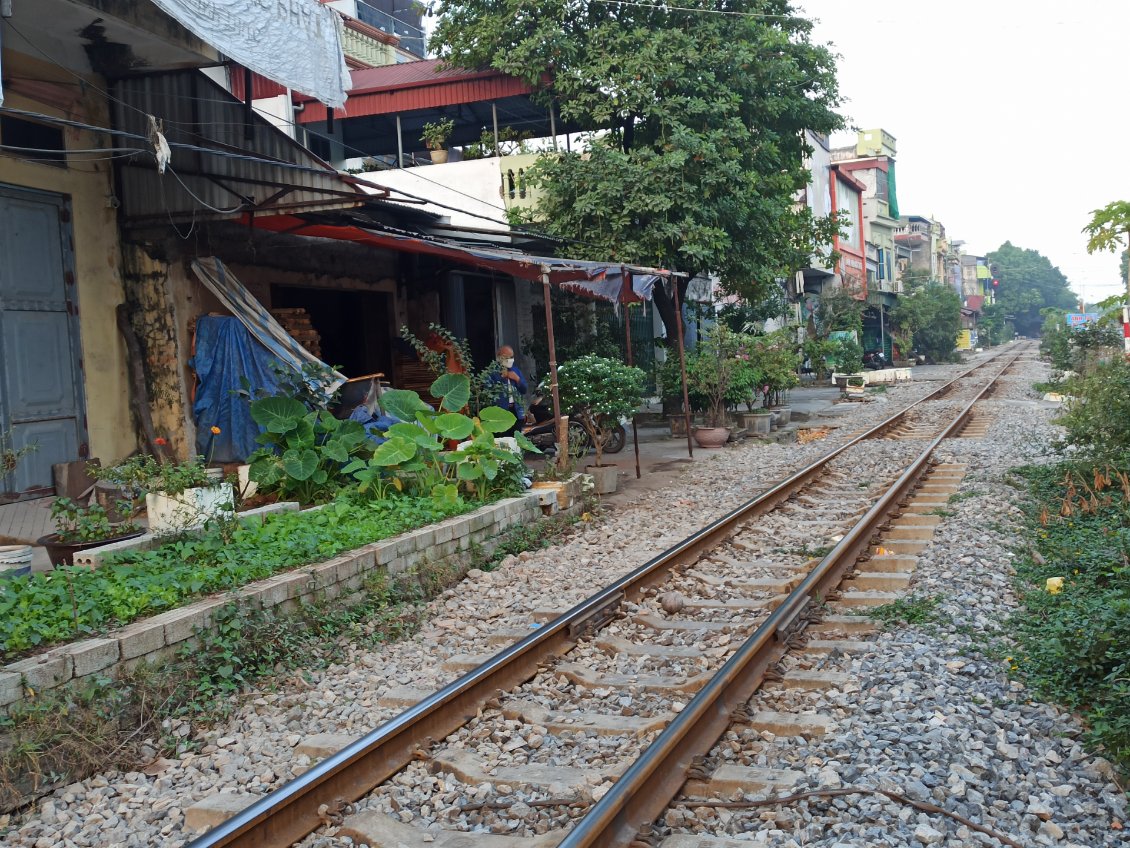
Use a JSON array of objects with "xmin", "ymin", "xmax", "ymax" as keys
[{"xmin": 489, "ymin": 366, "xmax": 527, "ymax": 420}]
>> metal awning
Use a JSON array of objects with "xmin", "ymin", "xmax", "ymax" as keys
[
  {"xmin": 245, "ymin": 213, "xmax": 671, "ymax": 300},
  {"xmin": 112, "ymin": 70, "xmax": 370, "ymax": 223}
]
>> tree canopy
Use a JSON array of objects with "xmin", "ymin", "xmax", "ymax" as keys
[
  {"xmin": 986, "ymin": 242, "xmax": 1077, "ymax": 336},
  {"xmin": 429, "ymin": 0, "xmax": 842, "ymax": 333}
]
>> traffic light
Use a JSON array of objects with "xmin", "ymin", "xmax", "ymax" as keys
[{"xmin": 991, "ymin": 278, "xmax": 999, "ymax": 288}]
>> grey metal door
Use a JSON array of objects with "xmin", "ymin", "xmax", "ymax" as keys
[{"xmin": 0, "ymin": 185, "xmax": 87, "ymax": 498}]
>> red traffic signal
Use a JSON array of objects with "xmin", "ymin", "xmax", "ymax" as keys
[{"xmin": 991, "ymin": 278, "xmax": 999, "ymax": 287}]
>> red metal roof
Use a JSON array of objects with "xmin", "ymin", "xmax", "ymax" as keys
[{"xmin": 296, "ymin": 59, "xmax": 536, "ymax": 123}]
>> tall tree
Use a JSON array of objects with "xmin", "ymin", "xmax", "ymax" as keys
[
  {"xmin": 986, "ymin": 242, "xmax": 1077, "ymax": 336},
  {"xmin": 430, "ymin": 0, "xmax": 842, "ymax": 338}
]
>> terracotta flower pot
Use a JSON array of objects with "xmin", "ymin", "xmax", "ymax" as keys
[{"xmin": 692, "ymin": 427, "xmax": 731, "ymax": 449}]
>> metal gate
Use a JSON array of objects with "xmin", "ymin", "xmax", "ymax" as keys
[{"xmin": 0, "ymin": 185, "xmax": 87, "ymax": 498}]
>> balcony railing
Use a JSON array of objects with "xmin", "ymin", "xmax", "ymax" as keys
[{"xmin": 355, "ymin": 1, "xmax": 426, "ymax": 56}]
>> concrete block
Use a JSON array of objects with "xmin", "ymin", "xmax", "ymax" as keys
[
  {"xmin": 117, "ymin": 619, "xmax": 167, "ymax": 660},
  {"xmin": 432, "ymin": 520, "xmax": 454, "ymax": 545},
  {"xmin": 253, "ymin": 576, "xmax": 292, "ymax": 608},
  {"xmin": 385, "ymin": 557, "xmax": 407, "ymax": 576},
  {"xmin": 163, "ymin": 601, "xmax": 224, "ymax": 646},
  {"xmin": 6, "ymin": 652, "xmax": 73, "ymax": 691},
  {"xmin": 72, "ymin": 532, "xmax": 160, "ymax": 569},
  {"xmin": 312, "ymin": 558, "xmax": 345, "ymax": 589},
  {"xmin": 237, "ymin": 501, "xmax": 299, "ymax": 526},
  {"xmin": 336, "ymin": 553, "xmax": 364, "ymax": 582},
  {"xmin": 185, "ymin": 793, "xmax": 253, "ymax": 831},
  {"xmin": 67, "ymin": 638, "xmax": 120, "ymax": 677},
  {"xmin": 394, "ymin": 536, "xmax": 417, "ymax": 558},
  {"xmin": 0, "ymin": 672, "xmax": 24, "ymax": 706},
  {"xmin": 374, "ymin": 540, "xmax": 398, "ymax": 566}
]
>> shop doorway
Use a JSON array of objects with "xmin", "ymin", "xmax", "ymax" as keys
[{"xmin": 269, "ymin": 286, "xmax": 394, "ymax": 380}]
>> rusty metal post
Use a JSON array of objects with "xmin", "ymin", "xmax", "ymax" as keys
[
  {"xmin": 623, "ymin": 272, "xmax": 641, "ymax": 479},
  {"xmin": 672, "ymin": 279, "xmax": 693, "ymax": 458},
  {"xmin": 542, "ymin": 269, "xmax": 567, "ymax": 467}
]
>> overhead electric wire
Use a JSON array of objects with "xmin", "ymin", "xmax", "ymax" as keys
[
  {"xmin": 589, "ymin": 0, "xmax": 800, "ymax": 19},
  {"xmin": 0, "ymin": 21, "xmax": 598, "ymax": 249}
]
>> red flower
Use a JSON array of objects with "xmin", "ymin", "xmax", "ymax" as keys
[{"xmin": 154, "ymin": 437, "xmax": 168, "ymax": 446}]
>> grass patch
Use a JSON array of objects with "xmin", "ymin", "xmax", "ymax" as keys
[
  {"xmin": 863, "ymin": 593, "xmax": 946, "ymax": 629},
  {"xmin": 0, "ymin": 493, "xmax": 481, "ymax": 660},
  {"xmin": 1010, "ymin": 463, "xmax": 1130, "ymax": 778},
  {"xmin": 926, "ymin": 507, "xmax": 955, "ymax": 518},
  {"xmin": 478, "ymin": 513, "xmax": 579, "ymax": 571},
  {"xmin": 0, "ymin": 559, "xmax": 456, "ymax": 812},
  {"xmin": 866, "ymin": 384, "xmax": 887, "ymax": 394},
  {"xmin": 779, "ymin": 544, "xmax": 833, "ymax": 559},
  {"xmin": 947, "ymin": 489, "xmax": 982, "ymax": 504}
]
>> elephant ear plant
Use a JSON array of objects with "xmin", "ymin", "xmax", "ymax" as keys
[
  {"xmin": 343, "ymin": 373, "xmax": 538, "ymax": 502},
  {"xmin": 557, "ymin": 355, "xmax": 645, "ymax": 468},
  {"xmin": 247, "ymin": 398, "xmax": 371, "ymax": 505}
]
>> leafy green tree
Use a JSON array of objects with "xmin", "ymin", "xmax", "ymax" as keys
[
  {"xmin": 986, "ymin": 242, "xmax": 1077, "ymax": 336},
  {"xmin": 430, "ymin": 0, "xmax": 842, "ymax": 339},
  {"xmin": 889, "ymin": 278, "xmax": 961, "ymax": 363},
  {"xmin": 557, "ymin": 355, "xmax": 645, "ymax": 466}
]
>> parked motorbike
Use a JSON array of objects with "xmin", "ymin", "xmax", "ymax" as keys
[
  {"xmin": 862, "ymin": 350, "xmax": 888, "ymax": 370},
  {"xmin": 522, "ymin": 396, "xmax": 626, "ymax": 456}
]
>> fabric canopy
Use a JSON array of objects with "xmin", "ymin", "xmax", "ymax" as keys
[
  {"xmin": 246, "ymin": 214, "xmax": 670, "ymax": 303},
  {"xmin": 191, "ymin": 257, "xmax": 346, "ymax": 394},
  {"xmin": 147, "ymin": 0, "xmax": 350, "ymax": 109}
]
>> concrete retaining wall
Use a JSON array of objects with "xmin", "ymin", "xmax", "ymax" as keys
[{"xmin": 0, "ymin": 493, "xmax": 545, "ymax": 712}]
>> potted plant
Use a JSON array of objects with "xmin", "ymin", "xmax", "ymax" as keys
[
  {"xmin": 421, "ymin": 118, "xmax": 455, "ymax": 164},
  {"xmin": 0, "ymin": 429, "xmax": 37, "ymax": 505},
  {"xmin": 831, "ymin": 336, "xmax": 866, "ymax": 387},
  {"xmin": 94, "ymin": 433, "xmax": 233, "ymax": 535},
  {"xmin": 38, "ymin": 497, "xmax": 144, "ymax": 568},
  {"xmin": 687, "ymin": 325, "xmax": 739, "ymax": 448},
  {"xmin": 557, "ymin": 355, "xmax": 645, "ymax": 494}
]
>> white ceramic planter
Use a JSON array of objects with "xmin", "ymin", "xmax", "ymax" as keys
[{"xmin": 146, "ymin": 483, "xmax": 234, "ymax": 534}]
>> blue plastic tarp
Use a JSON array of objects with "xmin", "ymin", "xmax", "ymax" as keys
[{"xmin": 190, "ymin": 315, "xmax": 283, "ymax": 463}]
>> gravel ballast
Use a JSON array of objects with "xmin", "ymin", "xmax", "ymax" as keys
[{"xmin": 8, "ymin": 349, "xmax": 1120, "ymax": 848}]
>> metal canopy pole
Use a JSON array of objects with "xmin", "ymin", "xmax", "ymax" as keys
[
  {"xmin": 672, "ymin": 279, "xmax": 694, "ymax": 458},
  {"xmin": 395, "ymin": 114, "xmax": 404, "ymax": 168},
  {"xmin": 623, "ymin": 270, "xmax": 641, "ymax": 479},
  {"xmin": 542, "ymin": 269, "xmax": 567, "ymax": 467},
  {"xmin": 492, "ymin": 102, "xmax": 500, "ymax": 157}
]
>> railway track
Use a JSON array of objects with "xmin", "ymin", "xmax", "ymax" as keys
[{"xmin": 187, "ymin": 344, "xmax": 1030, "ymax": 848}]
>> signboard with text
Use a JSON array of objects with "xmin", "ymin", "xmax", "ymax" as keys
[{"xmin": 1065, "ymin": 313, "xmax": 1100, "ymax": 328}]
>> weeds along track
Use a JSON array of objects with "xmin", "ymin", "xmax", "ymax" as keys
[{"xmin": 186, "ymin": 344, "xmax": 1028, "ymax": 848}]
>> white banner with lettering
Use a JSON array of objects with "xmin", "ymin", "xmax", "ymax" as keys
[{"xmin": 148, "ymin": 0, "xmax": 350, "ymax": 109}]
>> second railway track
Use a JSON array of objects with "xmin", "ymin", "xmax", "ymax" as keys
[{"xmin": 188, "ymin": 344, "xmax": 1031, "ymax": 848}]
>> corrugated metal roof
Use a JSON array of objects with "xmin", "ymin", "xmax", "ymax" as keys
[
  {"xmin": 296, "ymin": 60, "xmax": 535, "ymax": 123},
  {"xmin": 112, "ymin": 70, "xmax": 366, "ymax": 222}
]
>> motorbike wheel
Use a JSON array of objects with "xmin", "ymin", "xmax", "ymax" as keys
[{"xmin": 602, "ymin": 423, "xmax": 627, "ymax": 454}]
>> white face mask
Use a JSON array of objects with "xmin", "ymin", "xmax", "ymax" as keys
[{"xmin": 501, "ymin": 357, "xmax": 515, "ymax": 368}]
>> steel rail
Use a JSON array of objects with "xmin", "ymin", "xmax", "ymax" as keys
[
  {"xmin": 557, "ymin": 348, "xmax": 1025, "ymax": 847},
  {"xmin": 187, "ymin": 346, "xmax": 1017, "ymax": 848}
]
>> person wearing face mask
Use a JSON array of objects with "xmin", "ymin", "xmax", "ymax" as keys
[{"xmin": 489, "ymin": 345, "xmax": 527, "ymax": 436}]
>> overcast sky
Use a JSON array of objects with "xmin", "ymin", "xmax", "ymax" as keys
[{"xmin": 799, "ymin": 0, "xmax": 1130, "ymax": 305}]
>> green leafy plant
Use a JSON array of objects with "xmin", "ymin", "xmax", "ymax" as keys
[
  {"xmin": 344, "ymin": 373, "xmax": 534, "ymax": 502},
  {"xmin": 686, "ymin": 325, "xmax": 742, "ymax": 428},
  {"xmin": 92, "ymin": 454, "xmax": 212, "ymax": 498},
  {"xmin": 247, "ymin": 398, "xmax": 370, "ymax": 505},
  {"xmin": 49, "ymin": 498, "xmax": 138, "ymax": 544},
  {"xmin": 399, "ymin": 324, "xmax": 505, "ymax": 415},
  {"xmin": 0, "ymin": 429, "xmax": 36, "ymax": 489},
  {"xmin": 556, "ymin": 355, "xmax": 645, "ymax": 467},
  {"xmin": 421, "ymin": 118, "xmax": 454, "ymax": 151},
  {"xmin": 865, "ymin": 593, "xmax": 946, "ymax": 629},
  {"xmin": 832, "ymin": 336, "xmax": 864, "ymax": 375}
]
